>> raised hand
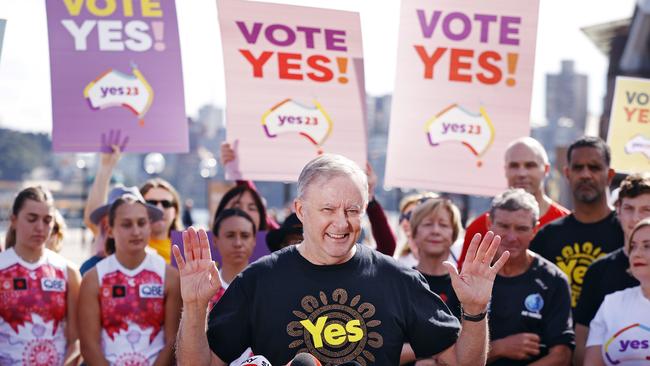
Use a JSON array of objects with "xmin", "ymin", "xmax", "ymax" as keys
[
  {"xmin": 443, "ymin": 231, "xmax": 509, "ymax": 314},
  {"xmin": 172, "ymin": 227, "xmax": 221, "ymax": 306},
  {"xmin": 219, "ymin": 141, "xmax": 236, "ymax": 165},
  {"xmin": 99, "ymin": 129, "xmax": 129, "ymax": 168},
  {"xmin": 220, "ymin": 140, "xmax": 242, "ymax": 180}
]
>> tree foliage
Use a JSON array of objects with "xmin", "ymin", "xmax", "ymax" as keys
[{"xmin": 0, "ymin": 128, "xmax": 51, "ymax": 181}]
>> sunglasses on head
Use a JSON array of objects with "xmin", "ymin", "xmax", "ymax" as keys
[
  {"xmin": 399, "ymin": 196, "xmax": 440, "ymax": 223},
  {"xmin": 146, "ymin": 199, "xmax": 174, "ymax": 208}
]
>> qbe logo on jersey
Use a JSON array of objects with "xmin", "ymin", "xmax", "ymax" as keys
[
  {"xmin": 41, "ymin": 277, "xmax": 66, "ymax": 292},
  {"xmin": 139, "ymin": 283, "xmax": 164, "ymax": 298}
]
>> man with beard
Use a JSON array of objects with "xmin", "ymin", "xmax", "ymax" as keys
[
  {"xmin": 530, "ymin": 136, "xmax": 624, "ymax": 310},
  {"xmin": 572, "ymin": 173, "xmax": 650, "ymax": 365},
  {"xmin": 458, "ymin": 137, "xmax": 570, "ymax": 269}
]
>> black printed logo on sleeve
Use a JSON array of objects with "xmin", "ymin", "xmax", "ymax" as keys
[
  {"xmin": 287, "ymin": 288, "xmax": 383, "ymax": 365},
  {"xmin": 13, "ymin": 278, "xmax": 27, "ymax": 290},
  {"xmin": 112, "ymin": 285, "xmax": 126, "ymax": 298}
]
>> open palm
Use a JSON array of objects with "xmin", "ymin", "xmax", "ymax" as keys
[
  {"xmin": 443, "ymin": 231, "xmax": 509, "ymax": 313},
  {"xmin": 172, "ymin": 227, "xmax": 221, "ymax": 306}
]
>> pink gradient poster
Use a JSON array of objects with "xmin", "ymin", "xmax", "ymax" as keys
[
  {"xmin": 218, "ymin": 0, "xmax": 366, "ymax": 181},
  {"xmin": 385, "ymin": 0, "xmax": 539, "ymax": 196},
  {"xmin": 46, "ymin": 0, "xmax": 188, "ymax": 152}
]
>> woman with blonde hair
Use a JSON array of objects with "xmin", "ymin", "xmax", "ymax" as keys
[
  {"xmin": 584, "ymin": 218, "xmax": 650, "ymax": 365},
  {"xmin": 395, "ymin": 192, "xmax": 439, "ymax": 267}
]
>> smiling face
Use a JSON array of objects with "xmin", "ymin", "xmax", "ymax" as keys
[
  {"xmin": 11, "ymin": 199, "xmax": 54, "ymax": 251},
  {"xmin": 109, "ymin": 202, "xmax": 151, "ymax": 256},
  {"xmin": 629, "ymin": 225, "xmax": 650, "ymax": 284},
  {"xmin": 295, "ymin": 174, "xmax": 365, "ymax": 265},
  {"xmin": 412, "ymin": 207, "xmax": 454, "ymax": 259},
  {"xmin": 215, "ymin": 215, "xmax": 256, "ymax": 267}
]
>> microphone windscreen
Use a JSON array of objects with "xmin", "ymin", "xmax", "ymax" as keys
[
  {"xmin": 290, "ymin": 353, "xmax": 322, "ymax": 366},
  {"xmin": 240, "ymin": 355, "xmax": 272, "ymax": 366}
]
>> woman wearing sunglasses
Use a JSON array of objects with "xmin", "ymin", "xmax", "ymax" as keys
[{"xmin": 84, "ymin": 141, "xmax": 182, "ymax": 264}]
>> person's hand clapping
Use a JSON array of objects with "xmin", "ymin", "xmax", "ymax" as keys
[{"xmin": 172, "ymin": 228, "xmax": 222, "ymax": 307}]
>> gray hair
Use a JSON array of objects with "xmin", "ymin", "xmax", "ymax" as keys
[
  {"xmin": 505, "ymin": 137, "xmax": 549, "ymax": 165},
  {"xmin": 297, "ymin": 154, "xmax": 368, "ymax": 206},
  {"xmin": 489, "ymin": 188, "xmax": 540, "ymax": 227}
]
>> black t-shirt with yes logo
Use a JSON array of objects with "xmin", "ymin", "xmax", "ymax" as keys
[
  {"xmin": 206, "ymin": 244, "xmax": 460, "ymax": 365},
  {"xmin": 529, "ymin": 212, "xmax": 624, "ymax": 308}
]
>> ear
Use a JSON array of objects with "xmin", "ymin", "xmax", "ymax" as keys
[
  {"xmin": 107, "ymin": 226, "xmax": 114, "ymax": 239},
  {"xmin": 10, "ymin": 214, "xmax": 16, "ymax": 228},
  {"xmin": 544, "ymin": 162, "xmax": 550, "ymax": 175},
  {"xmin": 563, "ymin": 165, "xmax": 569, "ymax": 179},
  {"xmin": 485, "ymin": 213, "xmax": 492, "ymax": 230},
  {"xmin": 294, "ymin": 198, "xmax": 305, "ymax": 223},
  {"xmin": 607, "ymin": 168, "xmax": 616, "ymax": 184}
]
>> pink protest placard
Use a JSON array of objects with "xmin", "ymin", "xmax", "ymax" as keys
[
  {"xmin": 46, "ymin": 1, "xmax": 188, "ymax": 152},
  {"xmin": 385, "ymin": 0, "xmax": 539, "ymax": 196},
  {"xmin": 218, "ymin": 0, "xmax": 367, "ymax": 181}
]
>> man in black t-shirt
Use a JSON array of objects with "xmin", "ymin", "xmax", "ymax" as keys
[
  {"xmin": 486, "ymin": 189, "xmax": 573, "ymax": 366},
  {"xmin": 572, "ymin": 173, "xmax": 650, "ymax": 365},
  {"xmin": 174, "ymin": 154, "xmax": 510, "ymax": 365},
  {"xmin": 530, "ymin": 136, "xmax": 623, "ymax": 310}
]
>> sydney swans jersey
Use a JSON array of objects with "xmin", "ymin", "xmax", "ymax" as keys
[
  {"xmin": 0, "ymin": 248, "xmax": 68, "ymax": 366},
  {"xmin": 96, "ymin": 253, "xmax": 166, "ymax": 365}
]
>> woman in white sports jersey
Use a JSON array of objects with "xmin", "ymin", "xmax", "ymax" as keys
[
  {"xmin": 0, "ymin": 186, "xmax": 81, "ymax": 365},
  {"xmin": 78, "ymin": 187, "xmax": 181, "ymax": 365},
  {"xmin": 585, "ymin": 218, "xmax": 650, "ymax": 365}
]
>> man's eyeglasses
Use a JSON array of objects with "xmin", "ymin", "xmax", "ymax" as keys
[{"xmin": 146, "ymin": 199, "xmax": 174, "ymax": 208}]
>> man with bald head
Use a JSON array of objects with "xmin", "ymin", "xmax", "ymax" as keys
[
  {"xmin": 458, "ymin": 137, "xmax": 570, "ymax": 269},
  {"xmin": 175, "ymin": 154, "xmax": 509, "ymax": 365}
]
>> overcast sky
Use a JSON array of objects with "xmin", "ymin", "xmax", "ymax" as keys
[{"xmin": 0, "ymin": 0, "xmax": 638, "ymax": 133}]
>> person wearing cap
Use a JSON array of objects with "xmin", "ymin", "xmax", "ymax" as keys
[
  {"xmin": 265, "ymin": 213, "xmax": 303, "ymax": 252},
  {"xmin": 78, "ymin": 188, "xmax": 181, "ymax": 364},
  {"xmin": 176, "ymin": 154, "xmax": 509, "ymax": 365},
  {"xmin": 80, "ymin": 185, "xmax": 145, "ymax": 274},
  {"xmin": 83, "ymin": 139, "xmax": 183, "ymax": 264}
]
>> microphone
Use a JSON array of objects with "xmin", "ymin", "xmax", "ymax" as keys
[
  {"xmin": 289, "ymin": 353, "xmax": 322, "ymax": 366},
  {"xmin": 240, "ymin": 356, "xmax": 272, "ymax": 366}
]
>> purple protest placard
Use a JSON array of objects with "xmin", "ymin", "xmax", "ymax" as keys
[{"xmin": 46, "ymin": 1, "xmax": 188, "ymax": 152}]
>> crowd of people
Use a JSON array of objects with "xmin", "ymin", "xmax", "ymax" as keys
[{"xmin": 0, "ymin": 134, "xmax": 648, "ymax": 366}]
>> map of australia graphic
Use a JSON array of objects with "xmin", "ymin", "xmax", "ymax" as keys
[{"xmin": 84, "ymin": 64, "xmax": 154, "ymax": 126}]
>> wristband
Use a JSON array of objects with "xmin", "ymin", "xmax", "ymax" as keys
[{"xmin": 462, "ymin": 309, "xmax": 487, "ymax": 322}]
